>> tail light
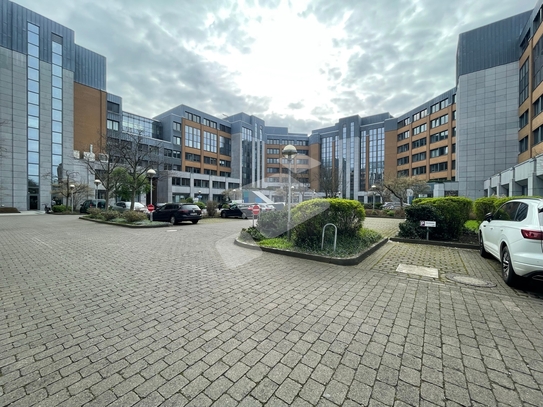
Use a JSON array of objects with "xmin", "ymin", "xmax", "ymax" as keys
[{"xmin": 521, "ymin": 229, "xmax": 543, "ymax": 240}]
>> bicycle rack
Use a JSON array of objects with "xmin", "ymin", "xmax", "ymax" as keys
[{"xmin": 321, "ymin": 223, "xmax": 337, "ymax": 253}]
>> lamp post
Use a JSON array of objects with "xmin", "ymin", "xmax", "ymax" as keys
[
  {"xmin": 282, "ymin": 144, "xmax": 297, "ymax": 239},
  {"xmin": 232, "ymin": 189, "xmax": 236, "ymax": 201},
  {"xmin": 147, "ymin": 169, "xmax": 156, "ymax": 221},
  {"xmin": 94, "ymin": 179, "xmax": 101, "ymax": 199},
  {"xmin": 371, "ymin": 184, "xmax": 376, "ymax": 211},
  {"xmin": 69, "ymin": 184, "xmax": 75, "ymax": 212}
]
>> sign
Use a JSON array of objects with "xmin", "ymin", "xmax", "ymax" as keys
[
  {"xmin": 252, "ymin": 205, "xmax": 260, "ymax": 216},
  {"xmin": 420, "ymin": 221, "xmax": 436, "ymax": 227}
]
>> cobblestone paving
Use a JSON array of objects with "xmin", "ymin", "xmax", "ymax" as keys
[{"xmin": 1, "ymin": 215, "xmax": 542, "ymax": 406}]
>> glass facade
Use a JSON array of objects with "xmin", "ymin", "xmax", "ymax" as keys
[
  {"xmin": 368, "ymin": 127, "xmax": 384, "ymax": 186},
  {"xmin": 27, "ymin": 23, "xmax": 40, "ymax": 210},
  {"xmin": 241, "ymin": 127, "xmax": 253, "ymax": 186},
  {"xmin": 51, "ymin": 34, "xmax": 63, "ymax": 207},
  {"xmin": 122, "ymin": 112, "xmax": 161, "ymax": 138}
]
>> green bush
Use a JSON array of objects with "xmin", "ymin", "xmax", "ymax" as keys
[
  {"xmin": 473, "ymin": 197, "xmax": 497, "ymax": 221},
  {"xmin": 206, "ymin": 200, "xmax": 218, "ymax": 217},
  {"xmin": 399, "ymin": 204, "xmax": 445, "ymax": 239},
  {"xmin": 239, "ymin": 227, "xmax": 266, "ymax": 242},
  {"xmin": 291, "ymin": 198, "xmax": 365, "ymax": 249},
  {"xmin": 52, "ymin": 204, "xmax": 67, "ymax": 212},
  {"xmin": 410, "ymin": 197, "xmax": 472, "ymax": 240},
  {"xmin": 185, "ymin": 197, "xmax": 194, "ymax": 203},
  {"xmin": 87, "ymin": 208, "xmax": 103, "ymax": 219},
  {"xmin": 101, "ymin": 210, "xmax": 121, "ymax": 221},
  {"xmin": 194, "ymin": 201, "xmax": 205, "ymax": 210},
  {"xmin": 122, "ymin": 210, "xmax": 147, "ymax": 223},
  {"xmin": 257, "ymin": 210, "xmax": 288, "ymax": 238}
]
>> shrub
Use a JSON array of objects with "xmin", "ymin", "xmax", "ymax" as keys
[
  {"xmin": 122, "ymin": 210, "xmax": 147, "ymax": 223},
  {"xmin": 101, "ymin": 210, "xmax": 121, "ymax": 221},
  {"xmin": 291, "ymin": 199, "xmax": 365, "ymax": 249},
  {"xmin": 239, "ymin": 227, "xmax": 266, "ymax": 242},
  {"xmin": 52, "ymin": 204, "xmax": 67, "ymax": 212},
  {"xmin": 87, "ymin": 208, "xmax": 103, "ymax": 219},
  {"xmin": 410, "ymin": 197, "xmax": 473, "ymax": 240},
  {"xmin": 195, "ymin": 201, "xmax": 205, "ymax": 210},
  {"xmin": 206, "ymin": 200, "xmax": 218, "ymax": 217},
  {"xmin": 257, "ymin": 210, "xmax": 288, "ymax": 238},
  {"xmin": 185, "ymin": 197, "xmax": 194, "ymax": 203},
  {"xmin": 398, "ymin": 204, "xmax": 446, "ymax": 240},
  {"xmin": 473, "ymin": 197, "xmax": 497, "ymax": 221}
]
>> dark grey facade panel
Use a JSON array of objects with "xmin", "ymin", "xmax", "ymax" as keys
[
  {"xmin": 1, "ymin": 0, "xmax": 76, "ymax": 71},
  {"xmin": 456, "ymin": 11, "xmax": 531, "ymax": 79},
  {"xmin": 107, "ymin": 93, "xmax": 122, "ymax": 105},
  {"xmin": 359, "ymin": 112, "xmax": 392, "ymax": 126},
  {"xmin": 519, "ymin": 0, "xmax": 543, "ymax": 48},
  {"xmin": 384, "ymin": 118, "xmax": 397, "ymax": 132},
  {"xmin": 75, "ymin": 45, "xmax": 106, "ymax": 90}
]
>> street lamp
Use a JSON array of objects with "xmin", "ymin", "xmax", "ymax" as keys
[
  {"xmin": 147, "ymin": 169, "xmax": 156, "ymax": 222},
  {"xmin": 282, "ymin": 144, "xmax": 297, "ymax": 239},
  {"xmin": 232, "ymin": 189, "xmax": 236, "ymax": 201},
  {"xmin": 69, "ymin": 184, "xmax": 75, "ymax": 212},
  {"xmin": 94, "ymin": 179, "xmax": 101, "ymax": 199}
]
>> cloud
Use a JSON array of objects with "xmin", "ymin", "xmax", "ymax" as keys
[{"xmin": 14, "ymin": 0, "xmax": 538, "ymax": 134}]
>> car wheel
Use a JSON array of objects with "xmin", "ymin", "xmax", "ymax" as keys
[
  {"xmin": 501, "ymin": 245, "xmax": 516, "ymax": 286},
  {"xmin": 479, "ymin": 233, "xmax": 491, "ymax": 258},
  {"xmin": 221, "ymin": 212, "xmax": 226, "ymax": 218},
  {"xmin": 192, "ymin": 220, "xmax": 198, "ymax": 224},
  {"xmin": 170, "ymin": 216, "xmax": 177, "ymax": 225}
]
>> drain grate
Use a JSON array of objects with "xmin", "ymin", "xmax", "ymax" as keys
[{"xmin": 445, "ymin": 273, "xmax": 496, "ymax": 288}]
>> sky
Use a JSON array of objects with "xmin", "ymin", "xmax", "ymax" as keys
[{"xmin": 14, "ymin": 0, "xmax": 537, "ymax": 134}]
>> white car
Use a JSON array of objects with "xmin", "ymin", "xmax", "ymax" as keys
[
  {"xmin": 113, "ymin": 201, "xmax": 149, "ymax": 213},
  {"xmin": 479, "ymin": 198, "xmax": 543, "ymax": 286}
]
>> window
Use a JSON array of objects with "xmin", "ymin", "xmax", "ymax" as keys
[
  {"xmin": 172, "ymin": 177, "xmax": 181, "ymax": 186},
  {"xmin": 267, "ymin": 158, "xmax": 279, "ymax": 164},
  {"xmin": 397, "ymin": 170, "xmax": 409, "ymax": 177},
  {"xmin": 297, "ymin": 149, "xmax": 308, "ymax": 155},
  {"xmin": 430, "ymin": 146, "xmax": 448, "ymax": 158},
  {"xmin": 185, "ymin": 126, "xmax": 201, "ymax": 148},
  {"xmin": 413, "ymin": 124, "xmax": 427, "ymax": 135},
  {"xmin": 204, "ymin": 131, "xmax": 217, "ymax": 152},
  {"xmin": 494, "ymin": 202, "xmax": 526, "ymax": 221},
  {"xmin": 203, "ymin": 118, "xmax": 217, "ymax": 129},
  {"xmin": 212, "ymin": 181, "xmax": 225, "ymax": 189},
  {"xmin": 398, "ymin": 117, "xmax": 411, "ymax": 127},
  {"xmin": 412, "ymin": 137, "xmax": 427, "ymax": 149},
  {"xmin": 172, "ymin": 150, "xmax": 181, "ymax": 159},
  {"xmin": 185, "ymin": 153, "xmax": 201, "ymax": 162},
  {"xmin": 430, "ymin": 99, "xmax": 449, "ymax": 114},
  {"xmin": 173, "ymin": 136, "xmax": 181, "ymax": 145},
  {"xmin": 297, "ymin": 159, "xmax": 309, "ymax": 165},
  {"xmin": 519, "ymin": 136, "xmax": 529, "ymax": 153},
  {"xmin": 204, "ymin": 169, "xmax": 217, "ymax": 175},
  {"xmin": 220, "ymin": 171, "xmax": 231, "ymax": 177},
  {"xmin": 520, "ymin": 59, "xmax": 529, "ymax": 102},
  {"xmin": 534, "ymin": 97, "xmax": 543, "ymax": 118},
  {"xmin": 107, "ymin": 119, "xmax": 119, "ymax": 131},
  {"xmin": 412, "ymin": 166, "xmax": 427, "ymax": 175},
  {"xmin": 204, "ymin": 156, "xmax": 217, "ymax": 165},
  {"xmin": 397, "ymin": 157, "xmax": 409, "ymax": 165},
  {"xmin": 430, "ymin": 114, "xmax": 448, "ymax": 129},
  {"xmin": 107, "ymin": 101, "xmax": 120, "ymax": 113},
  {"xmin": 397, "ymin": 130, "xmax": 410, "ymax": 141},
  {"xmin": 219, "ymin": 160, "xmax": 231, "ymax": 167},
  {"xmin": 181, "ymin": 178, "xmax": 190, "ymax": 186},
  {"xmin": 520, "ymin": 110, "xmax": 529, "ymax": 129},
  {"xmin": 397, "ymin": 144, "xmax": 409, "ymax": 153},
  {"xmin": 220, "ymin": 136, "xmax": 231, "ymax": 156},
  {"xmin": 452, "ymin": 111, "xmax": 456, "ymax": 120},
  {"xmin": 164, "ymin": 149, "xmax": 172, "ymax": 157},
  {"xmin": 267, "ymin": 148, "xmax": 280, "ymax": 155},
  {"xmin": 412, "ymin": 152, "xmax": 426, "ymax": 162},
  {"xmin": 430, "ymin": 162, "xmax": 448, "ymax": 172},
  {"xmin": 430, "ymin": 130, "xmax": 448, "ymax": 143},
  {"xmin": 185, "ymin": 112, "xmax": 201, "ymax": 123},
  {"xmin": 267, "ymin": 167, "xmax": 280, "ymax": 173},
  {"xmin": 194, "ymin": 179, "xmax": 209, "ymax": 187},
  {"xmin": 535, "ymin": 125, "xmax": 543, "ymax": 145},
  {"xmin": 173, "ymin": 122, "xmax": 181, "ymax": 132},
  {"xmin": 412, "ymin": 109, "xmax": 427, "ymax": 122},
  {"xmin": 186, "ymin": 166, "xmax": 201, "ymax": 173}
]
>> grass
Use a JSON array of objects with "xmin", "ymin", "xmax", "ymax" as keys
[
  {"xmin": 242, "ymin": 228, "xmax": 383, "ymax": 258},
  {"xmin": 464, "ymin": 220, "xmax": 481, "ymax": 232}
]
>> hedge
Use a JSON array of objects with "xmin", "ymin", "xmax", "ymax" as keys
[{"xmin": 473, "ymin": 195, "xmax": 541, "ymax": 221}]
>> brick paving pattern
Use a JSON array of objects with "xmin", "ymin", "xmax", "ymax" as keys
[{"xmin": 1, "ymin": 215, "xmax": 542, "ymax": 406}]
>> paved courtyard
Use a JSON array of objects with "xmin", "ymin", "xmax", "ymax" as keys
[{"xmin": 1, "ymin": 214, "xmax": 542, "ymax": 406}]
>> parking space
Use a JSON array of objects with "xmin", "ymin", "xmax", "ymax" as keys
[{"xmin": 1, "ymin": 214, "xmax": 542, "ymax": 406}]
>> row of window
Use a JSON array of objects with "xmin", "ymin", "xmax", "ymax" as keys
[
  {"xmin": 412, "ymin": 109, "xmax": 428, "ymax": 122},
  {"xmin": 430, "ymin": 99, "xmax": 449, "ymax": 114},
  {"xmin": 520, "ymin": 59, "xmax": 530, "ymax": 105},
  {"xmin": 409, "ymin": 161, "xmax": 451, "ymax": 176},
  {"xmin": 413, "ymin": 123, "xmax": 427, "ymax": 135},
  {"xmin": 267, "ymin": 139, "xmax": 308, "ymax": 146},
  {"xmin": 397, "ymin": 130, "xmax": 409, "ymax": 141},
  {"xmin": 430, "ymin": 114, "xmax": 448, "ymax": 129}
]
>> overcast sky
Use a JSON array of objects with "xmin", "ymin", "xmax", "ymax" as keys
[{"xmin": 15, "ymin": 0, "xmax": 536, "ymax": 133}]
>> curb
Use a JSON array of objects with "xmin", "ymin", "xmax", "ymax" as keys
[
  {"xmin": 79, "ymin": 217, "xmax": 171, "ymax": 228},
  {"xmin": 234, "ymin": 237, "xmax": 390, "ymax": 266},
  {"xmin": 389, "ymin": 237, "xmax": 479, "ymax": 250}
]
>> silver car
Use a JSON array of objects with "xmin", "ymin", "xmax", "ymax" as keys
[{"xmin": 479, "ymin": 198, "xmax": 543, "ymax": 286}]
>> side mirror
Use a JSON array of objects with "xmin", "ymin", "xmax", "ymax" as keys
[{"xmin": 484, "ymin": 212, "xmax": 493, "ymax": 222}]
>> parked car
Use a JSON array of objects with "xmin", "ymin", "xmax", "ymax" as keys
[
  {"xmin": 220, "ymin": 204, "xmax": 253, "ymax": 219},
  {"xmin": 382, "ymin": 202, "xmax": 409, "ymax": 210},
  {"xmin": 149, "ymin": 203, "xmax": 202, "ymax": 224},
  {"xmin": 479, "ymin": 198, "xmax": 543, "ymax": 286},
  {"xmin": 112, "ymin": 201, "xmax": 149, "ymax": 213},
  {"xmin": 257, "ymin": 203, "xmax": 276, "ymax": 212},
  {"xmin": 79, "ymin": 199, "xmax": 106, "ymax": 213}
]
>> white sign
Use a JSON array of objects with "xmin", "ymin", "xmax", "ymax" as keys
[{"xmin": 420, "ymin": 221, "xmax": 436, "ymax": 227}]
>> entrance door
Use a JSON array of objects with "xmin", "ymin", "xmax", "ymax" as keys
[{"xmin": 29, "ymin": 195, "xmax": 39, "ymax": 210}]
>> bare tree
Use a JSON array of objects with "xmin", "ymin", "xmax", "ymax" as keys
[
  {"xmin": 382, "ymin": 173, "xmax": 429, "ymax": 207},
  {"xmin": 315, "ymin": 166, "xmax": 341, "ymax": 198},
  {"xmin": 48, "ymin": 168, "xmax": 92, "ymax": 209}
]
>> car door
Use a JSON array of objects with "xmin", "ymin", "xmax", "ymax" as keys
[
  {"xmin": 484, "ymin": 202, "xmax": 521, "ymax": 257},
  {"xmin": 154, "ymin": 204, "xmax": 174, "ymax": 221}
]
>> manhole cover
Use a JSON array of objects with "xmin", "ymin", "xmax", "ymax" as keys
[{"xmin": 445, "ymin": 273, "xmax": 496, "ymax": 288}]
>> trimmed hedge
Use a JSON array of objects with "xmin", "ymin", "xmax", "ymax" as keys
[
  {"xmin": 402, "ymin": 197, "xmax": 473, "ymax": 241},
  {"xmin": 473, "ymin": 195, "xmax": 541, "ymax": 221},
  {"xmin": 399, "ymin": 204, "xmax": 445, "ymax": 239},
  {"xmin": 291, "ymin": 198, "xmax": 365, "ymax": 249}
]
